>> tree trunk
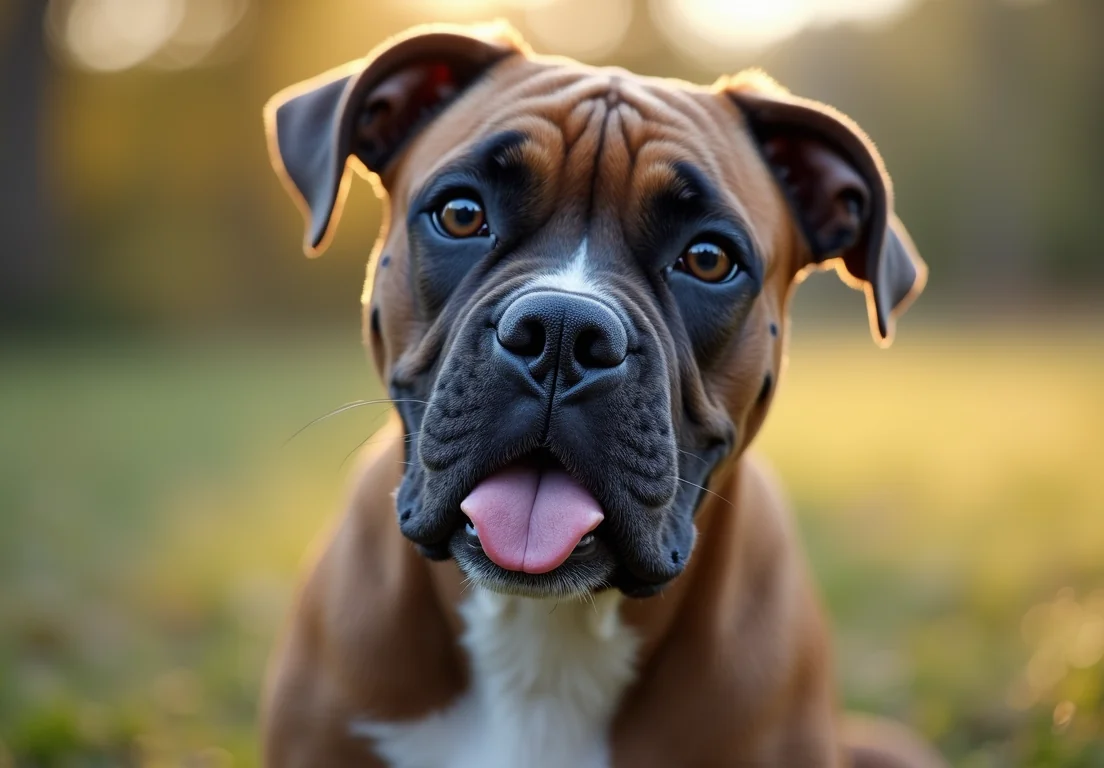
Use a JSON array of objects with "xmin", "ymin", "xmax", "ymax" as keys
[{"xmin": 0, "ymin": 0, "xmax": 58, "ymax": 325}]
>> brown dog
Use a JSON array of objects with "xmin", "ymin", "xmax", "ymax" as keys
[{"xmin": 261, "ymin": 21, "xmax": 942, "ymax": 768}]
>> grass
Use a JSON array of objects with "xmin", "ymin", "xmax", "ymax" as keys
[{"xmin": 1, "ymin": 322, "xmax": 1102, "ymax": 766}]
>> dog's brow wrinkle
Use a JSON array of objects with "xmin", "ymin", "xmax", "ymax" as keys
[{"xmin": 616, "ymin": 103, "xmax": 640, "ymax": 164}]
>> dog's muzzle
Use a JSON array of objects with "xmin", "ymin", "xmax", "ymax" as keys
[
  {"xmin": 393, "ymin": 282, "xmax": 708, "ymax": 599},
  {"xmin": 457, "ymin": 291, "xmax": 628, "ymax": 575}
]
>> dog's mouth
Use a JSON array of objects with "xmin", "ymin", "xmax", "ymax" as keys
[{"xmin": 449, "ymin": 449, "xmax": 617, "ymax": 597}]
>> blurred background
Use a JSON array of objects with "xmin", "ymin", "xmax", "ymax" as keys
[{"xmin": 1, "ymin": 0, "xmax": 1102, "ymax": 765}]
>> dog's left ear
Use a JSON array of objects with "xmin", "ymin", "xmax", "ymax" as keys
[
  {"xmin": 264, "ymin": 22, "xmax": 528, "ymax": 256},
  {"xmin": 722, "ymin": 72, "xmax": 927, "ymax": 345}
]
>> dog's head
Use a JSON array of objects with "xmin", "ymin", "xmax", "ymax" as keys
[{"xmin": 265, "ymin": 22, "xmax": 925, "ymax": 599}]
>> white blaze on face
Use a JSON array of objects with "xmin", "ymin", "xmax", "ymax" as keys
[{"xmin": 524, "ymin": 238, "xmax": 611, "ymax": 300}]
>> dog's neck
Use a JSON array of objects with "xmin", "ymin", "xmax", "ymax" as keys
[{"xmin": 352, "ymin": 587, "xmax": 640, "ymax": 768}]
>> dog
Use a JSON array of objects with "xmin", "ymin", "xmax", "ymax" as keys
[{"xmin": 260, "ymin": 21, "xmax": 943, "ymax": 768}]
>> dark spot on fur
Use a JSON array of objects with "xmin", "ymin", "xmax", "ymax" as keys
[
  {"xmin": 671, "ymin": 550, "xmax": 681, "ymax": 564},
  {"xmin": 399, "ymin": 508, "xmax": 412, "ymax": 523},
  {"xmin": 370, "ymin": 306, "xmax": 381, "ymax": 336},
  {"xmin": 757, "ymin": 372, "xmax": 773, "ymax": 404},
  {"xmin": 381, "ymin": 254, "xmax": 391, "ymax": 267},
  {"xmin": 769, "ymin": 322, "xmax": 778, "ymax": 337}
]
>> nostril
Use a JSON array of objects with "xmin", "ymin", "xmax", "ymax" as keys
[
  {"xmin": 574, "ymin": 328, "xmax": 624, "ymax": 369},
  {"xmin": 519, "ymin": 320, "xmax": 546, "ymax": 357},
  {"xmin": 498, "ymin": 318, "xmax": 546, "ymax": 358},
  {"xmin": 496, "ymin": 291, "xmax": 628, "ymax": 380}
]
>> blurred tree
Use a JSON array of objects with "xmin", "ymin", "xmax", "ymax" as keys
[
  {"xmin": 0, "ymin": 0, "xmax": 60, "ymax": 326},
  {"xmin": 6, "ymin": 0, "xmax": 1102, "ymax": 331}
]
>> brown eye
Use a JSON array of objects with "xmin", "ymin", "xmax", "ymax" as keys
[
  {"xmin": 436, "ymin": 197, "xmax": 487, "ymax": 238},
  {"xmin": 679, "ymin": 241, "xmax": 737, "ymax": 283}
]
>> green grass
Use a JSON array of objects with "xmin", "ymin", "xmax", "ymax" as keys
[{"xmin": 1, "ymin": 323, "xmax": 1102, "ymax": 766}]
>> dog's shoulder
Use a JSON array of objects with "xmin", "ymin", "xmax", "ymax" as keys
[{"xmin": 261, "ymin": 419, "xmax": 468, "ymax": 765}]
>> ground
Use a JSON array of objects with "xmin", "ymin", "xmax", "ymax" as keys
[{"xmin": 1, "ymin": 321, "xmax": 1102, "ymax": 767}]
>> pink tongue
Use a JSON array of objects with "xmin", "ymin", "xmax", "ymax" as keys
[{"xmin": 460, "ymin": 463, "xmax": 603, "ymax": 574}]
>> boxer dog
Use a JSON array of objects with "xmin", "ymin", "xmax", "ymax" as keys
[{"xmin": 261, "ymin": 21, "xmax": 942, "ymax": 768}]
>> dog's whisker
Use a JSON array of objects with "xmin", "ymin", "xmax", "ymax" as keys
[
  {"xmin": 336, "ymin": 414, "xmax": 402, "ymax": 471},
  {"xmin": 670, "ymin": 476, "xmax": 736, "ymax": 509},
  {"xmin": 346, "ymin": 431, "xmax": 416, "ymax": 464},
  {"xmin": 676, "ymin": 448, "xmax": 709, "ymax": 465},
  {"xmin": 284, "ymin": 398, "xmax": 430, "ymax": 446}
]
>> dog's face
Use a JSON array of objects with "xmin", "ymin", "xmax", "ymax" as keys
[{"xmin": 265, "ymin": 23, "xmax": 925, "ymax": 598}]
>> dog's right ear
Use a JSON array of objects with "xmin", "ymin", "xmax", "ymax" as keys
[{"xmin": 264, "ymin": 22, "xmax": 527, "ymax": 256}]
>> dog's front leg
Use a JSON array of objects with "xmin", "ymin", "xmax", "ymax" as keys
[{"xmin": 261, "ymin": 581, "xmax": 390, "ymax": 768}]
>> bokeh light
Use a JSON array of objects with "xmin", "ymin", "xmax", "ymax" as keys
[
  {"xmin": 45, "ymin": 0, "xmax": 250, "ymax": 72},
  {"xmin": 651, "ymin": 0, "xmax": 919, "ymax": 60},
  {"xmin": 405, "ymin": 0, "xmax": 556, "ymax": 15},
  {"xmin": 406, "ymin": 0, "xmax": 632, "ymax": 59},
  {"xmin": 523, "ymin": 0, "xmax": 632, "ymax": 59}
]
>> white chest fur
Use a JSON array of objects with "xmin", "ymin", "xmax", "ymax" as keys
[{"xmin": 350, "ymin": 588, "xmax": 640, "ymax": 768}]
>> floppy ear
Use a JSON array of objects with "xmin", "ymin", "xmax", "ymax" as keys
[
  {"xmin": 263, "ymin": 22, "xmax": 527, "ymax": 257},
  {"xmin": 723, "ymin": 72, "xmax": 926, "ymax": 345}
]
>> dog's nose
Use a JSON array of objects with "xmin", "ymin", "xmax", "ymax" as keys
[{"xmin": 497, "ymin": 291, "xmax": 628, "ymax": 387}]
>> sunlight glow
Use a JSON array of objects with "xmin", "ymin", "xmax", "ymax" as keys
[
  {"xmin": 150, "ymin": 0, "xmax": 250, "ymax": 70},
  {"xmin": 406, "ymin": 0, "xmax": 631, "ymax": 60},
  {"xmin": 650, "ymin": 0, "xmax": 919, "ymax": 54},
  {"xmin": 405, "ymin": 0, "xmax": 556, "ymax": 17},
  {"xmin": 523, "ymin": 0, "xmax": 632, "ymax": 59}
]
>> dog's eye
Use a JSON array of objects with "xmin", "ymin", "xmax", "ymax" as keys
[
  {"xmin": 434, "ymin": 197, "xmax": 488, "ymax": 238},
  {"xmin": 676, "ymin": 241, "xmax": 738, "ymax": 283}
]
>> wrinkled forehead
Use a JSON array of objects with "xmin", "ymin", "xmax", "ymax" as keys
[{"xmin": 390, "ymin": 59, "xmax": 781, "ymax": 249}]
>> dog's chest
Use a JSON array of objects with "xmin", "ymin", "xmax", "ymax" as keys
[{"xmin": 351, "ymin": 589, "xmax": 639, "ymax": 768}]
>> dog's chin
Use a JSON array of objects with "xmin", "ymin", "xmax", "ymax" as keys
[{"xmin": 448, "ymin": 525, "xmax": 618, "ymax": 599}]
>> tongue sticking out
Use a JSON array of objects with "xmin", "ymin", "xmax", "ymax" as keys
[{"xmin": 460, "ymin": 462, "xmax": 603, "ymax": 574}]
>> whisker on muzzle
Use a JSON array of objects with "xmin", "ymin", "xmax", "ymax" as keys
[
  {"xmin": 283, "ymin": 398, "xmax": 429, "ymax": 446},
  {"xmin": 670, "ymin": 476, "xmax": 736, "ymax": 509},
  {"xmin": 338, "ymin": 430, "xmax": 415, "ymax": 472},
  {"xmin": 676, "ymin": 449, "xmax": 710, "ymax": 466}
]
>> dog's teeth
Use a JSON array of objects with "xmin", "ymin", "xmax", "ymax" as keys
[{"xmin": 572, "ymin": 534, "xmax": 597, "ymax": 557}]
